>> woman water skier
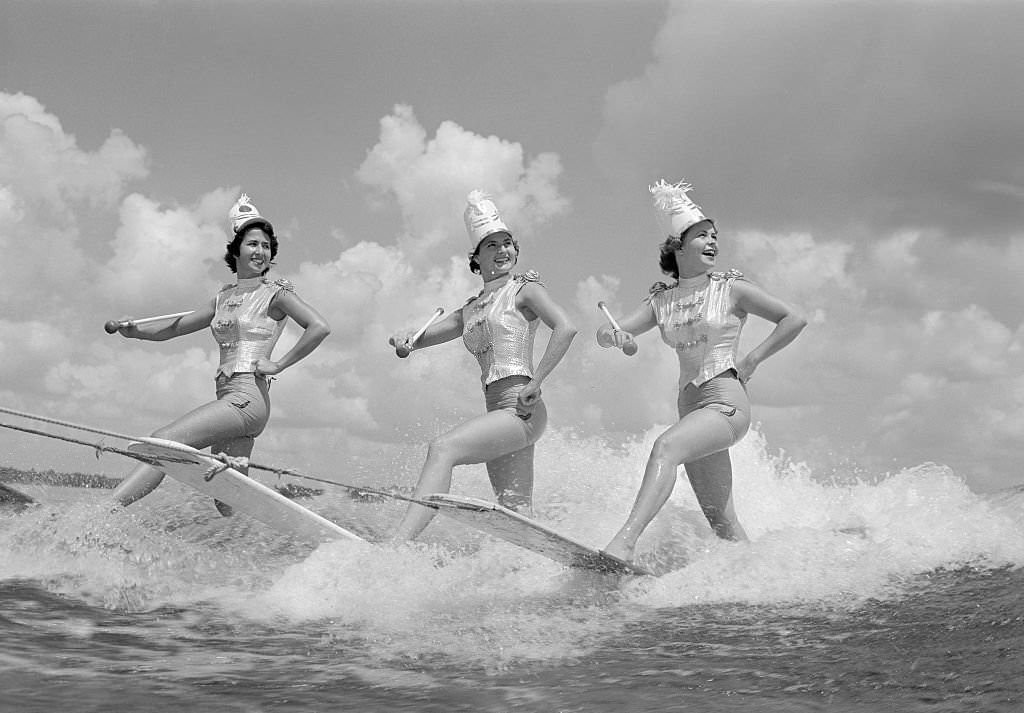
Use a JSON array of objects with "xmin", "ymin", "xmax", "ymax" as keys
[
  {"xmin": 389, "ymin": 190, "xmax": 577, "ymax": 541},
  {"xmin": 110, "ymin": 193, "xmax": 331, "ymax": 511},
  {"xmin": 599, "ymin": 180, "xmax": 806, "ymax": 562}
]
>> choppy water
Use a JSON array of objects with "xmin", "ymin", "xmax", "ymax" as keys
[{"xmin": 1, "ymin": 428, "xmax": 1022, "ymax": 712}]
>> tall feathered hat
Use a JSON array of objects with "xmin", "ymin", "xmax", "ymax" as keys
[
  {"xmin": 650, "ymin": 180, "xmax": 709, "ymax": 237},
  {"xmin": 463, "ymin": 190, "xmax": 510, "ymax": 250},
  {"xmin": 229, "ymin": 193, "xmax": 274, "ymax": 235}
]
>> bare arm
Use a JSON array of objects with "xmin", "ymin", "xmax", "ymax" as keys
[
  {"xmin": 517, "ymin": 282, "xmax": 577, "ymax": 391},
  {"xmin": 255, "ymin": 290, "xmax": 331, "ymax": 376},
  {"xmin": 731, "ymin": 280, "xmax": 807, "ymax": 382},
  {"xmin": 389, "ymin": 309, "xmax": 465, "ymax": 353},
  {"xmin": 596, "ymin": 300, "xmax": 657, "ymax": 349},
  {"xmin": 119, "ymin": 300, "xmax": 215, "ymax": 341}
]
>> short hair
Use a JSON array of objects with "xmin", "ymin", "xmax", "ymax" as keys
[
  {"xmin": 657, "ymin": 220, "xmax": 714, "ymax": 279},
  {"xmin": 467, "ymin": 231, "xmax": 519, "ymax": 274},
  {"xmin": 224, "ymin": 223, "xmax": 278, "ymax": 274}
]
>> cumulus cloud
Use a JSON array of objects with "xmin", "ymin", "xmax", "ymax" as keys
[
  {"xmin": 595, "ymin": 1, "xmax": 1024, "ymax": 236},
  {"xmin": 3, "ymin": 41, "xmax": 1024, "ymax": 498},
  {"xmin": 584, "ymin": 2, "xmax": 1024, "ymax": 491},
  {"xmin": 0, "ymin": 92, "xmax": 147, "ymax": 216},
  {"xmin": 730, "ymin": 229, "xmax": 859, "ymax": 305},
  {"xmin": 0, "ymin": 92, "xmax": 152, "ymax": 406},
  {"xmin": 555, "ymin": 210, "xmax": 1024, "ymax": 496},
  {"xmin": 44, "ymin": 345, "xmax": 215, "ymax": 422},
  {"xmin": 569, "ymin": 208, "xmax": 1024, "ymax": 490},
  {"xmin": 570, "ymin": 274, "xmax": 680, "ymax": 431},
  {"xmin": 0, "ymin": 320, "xmax": 74, "ymax": 393},
  {"xmin": 0, "ymin": 93, "xmax": 149, "ymax": 314},
  {"xmin": 741, "ymin": 231, "xmax": 1024, "ymax": 487},
  {"xmin": 357, "ymin": 104, "xmax": 568, "ymax": 259},
  {"xmin": 0, "ymin": 98, "xmax": 573, "ymax": 481},
  {"xmin": 97, "ymin": 193, "xmax": 228, "ymax": 309},
  {"xmin": 224, "ymin": 106, "xmax": 576, "ymax": 453}
]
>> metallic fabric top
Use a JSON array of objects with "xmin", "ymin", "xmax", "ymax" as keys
[
  {"xmin": 211, "ymin": 277, "xmax": 290, "ymax": 377},
  {"xmin": 648, "ymin": 269, "xmax": 745, "ymax": 387},
  {"xmin": 462, "ymin": 272, "xmax": 541, "ymax": 387}
]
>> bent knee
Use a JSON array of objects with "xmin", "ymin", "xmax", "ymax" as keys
[
  {"xmin": 649, "ymin": 437, "xmax": 686, "ymax": 467},
  {"xmin": 426, "ymin": 436, "xmax": 463, "ymax": 463}
]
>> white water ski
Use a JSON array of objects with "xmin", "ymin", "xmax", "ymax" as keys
[{"xmin": 422, "ymin": 493, "xmax": 652, "ymax": 576}]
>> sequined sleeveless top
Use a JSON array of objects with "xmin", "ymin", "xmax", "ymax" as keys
[
  {"xmin": 211, "ymin": 277, "xmax": 291, "ymax": 377},
  {"xmin": 648, "ymin": 269, "xmax": 745, "ymax": 387},
  {"xmin": 462, "ymin": 272, "xmax": 541, "ymax": 387}
]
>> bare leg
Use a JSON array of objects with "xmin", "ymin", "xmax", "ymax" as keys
[
  {"xmin": 391, "ymin": 409, "xmax": 536, "ymax": 542},
  {"xmin": 210, "ymin": 434, "xmax": 256, "ymax": 472},
  {"xmin": 112, "ymin": 400, "xmax": 251, "ymax": 507},
  {"xmin": 684, "ymin": 450, "xmax": 747, "ymax": 541},
  {"xmin": 209, "ymin": 434, "xmax": 257, "ymax": 517},
  {"xmin": 486, "ymin": 444, "xmax": 535, "ymax": 515},
  {"xmin": 113, "ymin": 463, "xmax": 168, "ymax": 508},
  {"xmin": 604, "ymin": 409, "xmax": 737, "ymax": 562}
]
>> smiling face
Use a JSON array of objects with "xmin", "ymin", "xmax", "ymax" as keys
[
  {"xmin": 673, "ymin": 219, "xmax": 718, "ymax": 277},
  {"xmin": 235, "ymin": 227, "xmax": 274, "ymax": 278},
  {"xmin": 473, "ymin": 231, "xmax": 518, "ymax": 280}
]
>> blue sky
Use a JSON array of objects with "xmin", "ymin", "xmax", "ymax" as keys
[{"xmin": 2, "ymin": 0, "xmax": 1024, "ymax": 492}]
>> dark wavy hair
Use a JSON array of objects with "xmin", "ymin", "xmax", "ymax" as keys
[
  {"xmin": 224, "ymin": 222, "xmax": 278, "ymax": 275},
  {"xmin": 657, "ymin": 219, "xmax": 715, "ymax": 280},
  {"xmin": 468, "ymin": 231, "xmax": 519, "ymax": 274}
]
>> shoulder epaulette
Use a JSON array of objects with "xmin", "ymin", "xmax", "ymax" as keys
[
  {"xmin": 515, "ymin": 270, "xmax": 544, "ymax": 287},
  {"xmin": 270, "ymin": 277, "xmax": 296, "ymax": 292},
  {"xmin": 644, "ymin": 280, "xmax": 676, "ymax": 304},
  {"xmin": 709, "ymin": 268, "xmax": 744, "ymax": 282}
]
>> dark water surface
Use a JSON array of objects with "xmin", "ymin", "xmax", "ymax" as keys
[{"xmin": 2, "ymin": 432, "xmax": 1022, "ymax": 712}]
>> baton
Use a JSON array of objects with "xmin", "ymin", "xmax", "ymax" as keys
[
  {"xmin": 597, "ymin": 301, "xmax": 638, "ymax": 356},
  {"xmin": 395, "ymin": 307, "xmax": 444, "ymax": 358},
  {"xmin": 104, "ymin": 311, "xmax": 194, "ymax": 334}
]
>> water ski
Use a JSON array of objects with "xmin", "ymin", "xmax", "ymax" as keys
[
  {"xmin": 421, "ymin": 493, "xmax": 653, "ymax": 576},
  {"xmin": 0, "ymin": 481, "xmax": 35, "ymax": 507},
  {"xmin": 126, "ymin": 438, "xmax": 364, "ymax": 544}
]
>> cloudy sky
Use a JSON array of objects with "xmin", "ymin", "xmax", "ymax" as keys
[{"xmin": 1, "ymin": 0, "xmax": 1023, "ymax": 493}]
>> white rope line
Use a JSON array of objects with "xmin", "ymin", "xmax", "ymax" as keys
[
  {"xmin": 0, "ymin": 404, "xmax": 139, "ymax": 442},
  {"xmin": 0, "ymin": 404, "xmax": 419, "ymax": 504}
]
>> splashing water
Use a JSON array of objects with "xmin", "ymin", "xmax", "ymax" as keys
[{"xmin": 1, "ymin": 425, "xmax": 1022, "ymax": 710}]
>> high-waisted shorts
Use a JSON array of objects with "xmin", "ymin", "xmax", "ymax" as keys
[
  {"xmin": 678, "ymin": 369, "xmax": 751, "ymax": 441},
  {"xmin": 485, "ymin": 374, "xmax": 548, "ymax": 442},
  {"xmin": 214, "ymin": 372, "xmax": 271, "ymax": 438}
]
